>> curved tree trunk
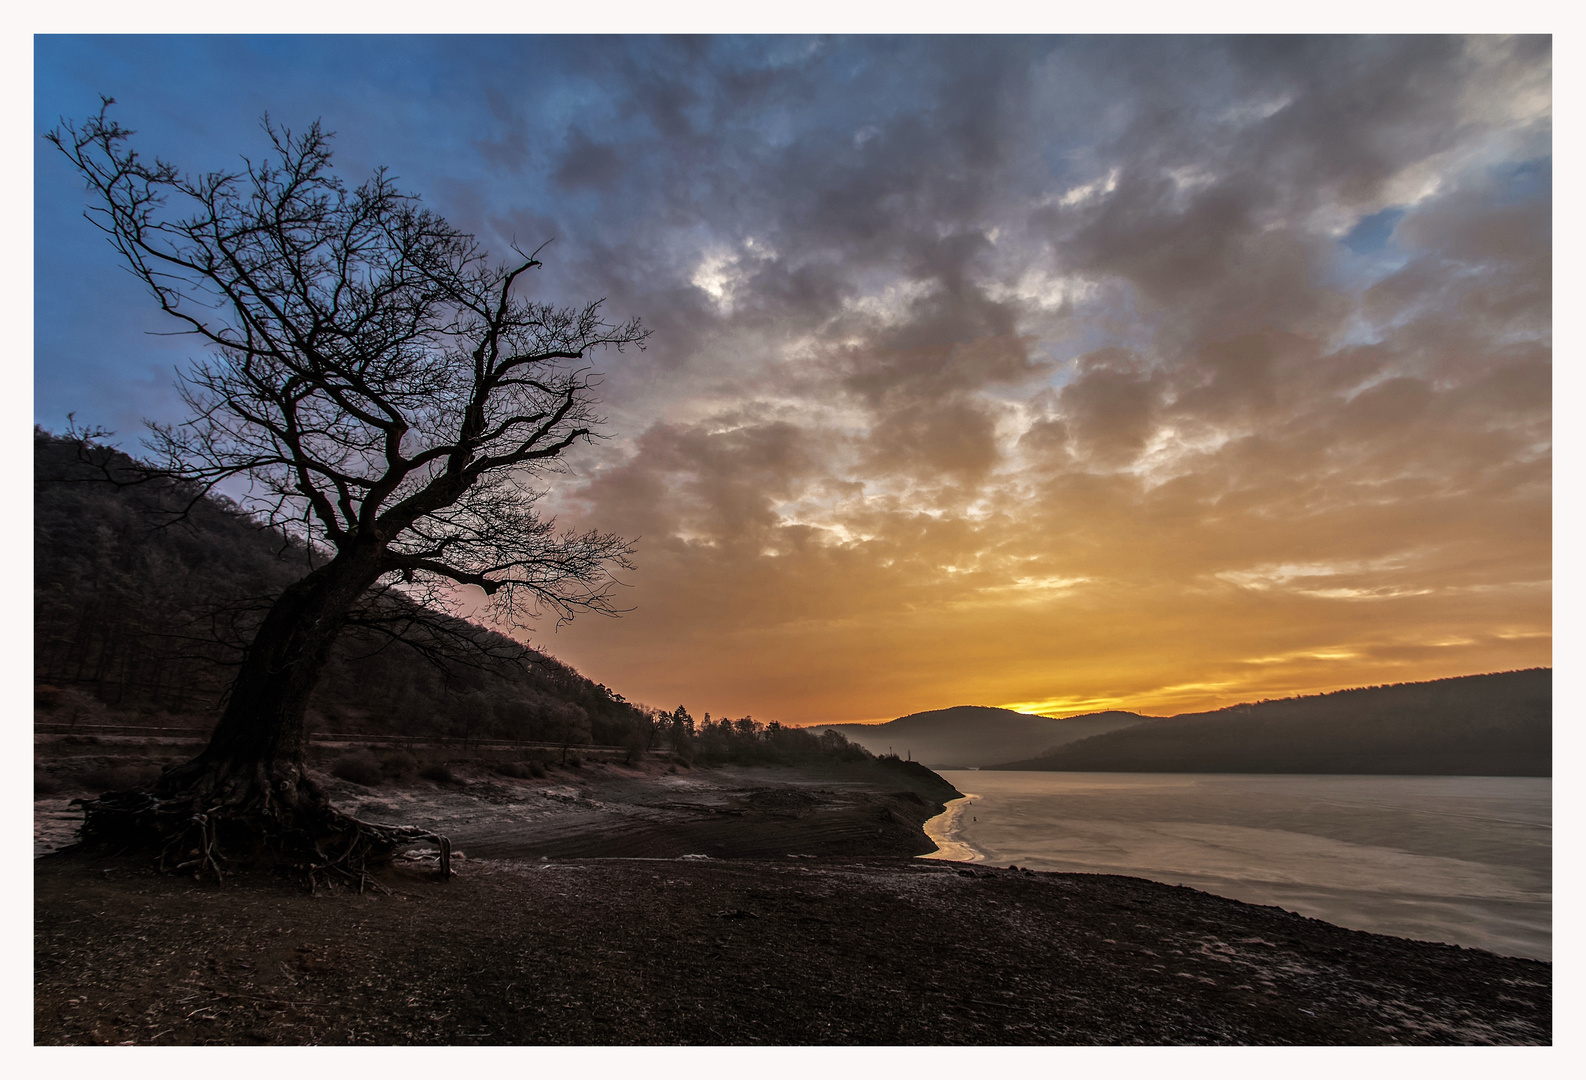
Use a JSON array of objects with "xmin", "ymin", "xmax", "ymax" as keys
[
  {"xmin": 145, "ymin": 548, "xmax": 381, "ymax": 818},
  {"xmin": 170, "ymin": 550, "xmax": 382, "ymax": 787},
  {"xmin": 78, "ymin": 547, "xmax": 453, "ymax": 883}
]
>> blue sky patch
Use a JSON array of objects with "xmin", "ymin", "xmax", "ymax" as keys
[{"xmin": 1341, "ymin": 207, "xmax": 1405, "ymax": 256}]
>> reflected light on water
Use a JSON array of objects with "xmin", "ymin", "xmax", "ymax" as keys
[{"xmin": 919, "ymin": 771, "xmax": 1551, "ymax": 960}]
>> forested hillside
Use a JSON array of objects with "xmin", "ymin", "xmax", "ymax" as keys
[
  {"xmin": 35, "ymin": 430, "xmax": 649, "ymax": 745},
  {"xmin": 34, "ymin": 430, "xmax": 867, "ymax": 768},
  {"xmin": 991, "ymin": 669, "xmax": 1551, "ymax": 775}
]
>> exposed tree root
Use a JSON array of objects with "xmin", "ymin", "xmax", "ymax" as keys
[{"xmin": 68, "ymin": 768, "xmax": 452, "ymax": 888}]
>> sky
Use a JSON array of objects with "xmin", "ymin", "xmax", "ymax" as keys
[{"xmin": 33, "ymin": 34, "xmax": 1552, "ymax": 725}]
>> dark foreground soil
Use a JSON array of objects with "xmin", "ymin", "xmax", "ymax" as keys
[
  {"xmin": 34, "ymin": 749, "xmax": 1550, "ymax": 1045},
  {"xmin": 36, "ymin": 847, "xmax": 1549, "ymax": 1045}
]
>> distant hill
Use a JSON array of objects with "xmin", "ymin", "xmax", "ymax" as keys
[
  {"xmin": 812, "ymin": 706, "xmax": 1149, "ymax": 769},
  {"xmin": 33, "ymin": 429, "xmax": 650, "ymax": 745},
  {"xmin": 989, "ymin": 670, "xmax": 1551, "ymax": 776}
]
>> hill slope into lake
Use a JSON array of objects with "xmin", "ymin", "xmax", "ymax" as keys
[
  {"xmin": 813, "ymin": 706, "xmax": 1148, "ymax": 768},
  {"xmin": 990, "ymin": 669, "xmax": 1550, "ymax": 775}
]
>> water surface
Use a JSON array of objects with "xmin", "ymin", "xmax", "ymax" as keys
[{"xmin": 924, "ymin": 771, "xmax": 1551, "ymax": 960}]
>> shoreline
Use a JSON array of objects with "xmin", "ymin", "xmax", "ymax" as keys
[
  {"xmin": 927, "ymin": 769, "xmax": 1550, "ymax": 961},
  {"xmin": 33, "ymin": 753, "xmax": 1552, "ymax": 1044},
  {"xmin": 919, "ymin": 793, "xmax": 982, "ymax": 863},
  {"xmin": 36, "ymin": 753, "xmax": 963, "ymax": 863}
]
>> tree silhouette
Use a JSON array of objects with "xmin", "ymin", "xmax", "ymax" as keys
[{"xmin": 49, "ymin": 101, "xmax": 646, "ymax": 880}]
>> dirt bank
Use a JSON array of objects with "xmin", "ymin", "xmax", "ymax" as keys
[
  {"xmin": 35, "ymin": 755, "xmax": 961, "ymax": 862},
  {"xmin": 34, "ymin": 752, "xmax": 1548, "ymax": 1045}
]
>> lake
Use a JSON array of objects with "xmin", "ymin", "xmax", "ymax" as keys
[{"xmin": 923, "ymin": 771, "xmax": 1551, "ymax": 961}]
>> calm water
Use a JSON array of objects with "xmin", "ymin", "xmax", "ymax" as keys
[{"xmin": 924, "ymin": 771, "xmax": 1551, "ymax": 961}]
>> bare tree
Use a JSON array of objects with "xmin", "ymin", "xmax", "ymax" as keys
[{"xmin": 50, "ymin": 101, "xmax": 646, "ymax": 879}]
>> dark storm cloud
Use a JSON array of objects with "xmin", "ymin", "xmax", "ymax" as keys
[
  {"xmin": 552, "ymin": 127, "xmax": 627, "ymax": 191},
  {"xmin": 1027, "ymin": 37, "xmax": 1534, "ymax": 354},
  {"xmin": 1058, "ymin": 350, "xmax": 1164, "ymax": 466},
  {"xmin": 864, "ymin": 397, "xmax": 1001, "ymax": 481},
  {"xmin": 472, "ymin": 85, "xmax": 529, "ymax": 171},
  {"xmin": 839, "ymin": 334, "xmax": 1049, "ymax": 409}
]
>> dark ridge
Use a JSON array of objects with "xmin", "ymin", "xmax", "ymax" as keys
[
  {"xmin": 989, "ymin": 669, "xmax": 1551, "ymax": 775},
  {"xmin": 34, "ymin": 429, "xmax": 648, "ymax": 747},
  {"xmin": 814, "ymin": 705, "xmax": 1148, "ymax": 768}
]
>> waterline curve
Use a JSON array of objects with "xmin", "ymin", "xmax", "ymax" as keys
[{"xmin": 919, "ymin": 793, "xmax": 984, "ymax": 862}]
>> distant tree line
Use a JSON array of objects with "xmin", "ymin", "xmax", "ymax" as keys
[{"xmin": 655, "ymin": 706, "xmax": 871, "ymax": 767}]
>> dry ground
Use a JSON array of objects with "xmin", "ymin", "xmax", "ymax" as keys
[
  {"xmin": 35, "ymin": 750, "xmax": 1550, "ymax": 1045},
  {"xmin": 35, "ymin": 850, "xmax": 1549, "ymax": 1045}
]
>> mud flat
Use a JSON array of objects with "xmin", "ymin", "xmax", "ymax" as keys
[
  {"xmin": 35, "ymin": 752, "xmax": 960, "ymax": 862},
  {"xmin": 34, "ymin": 757, "xmax": 1549, "ymax": 1045}
]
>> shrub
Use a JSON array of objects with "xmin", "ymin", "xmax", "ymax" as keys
[
  {"xmin": 47, "ymin": 687, "xmax": 112, "ymax": 728},
  {"xmin": 622, "ymin": 731, "xmax": 648, "ymax": 766},
  {"xmin": 380, "ymin": 750, "xmax": 419, "ymax": 779},
  {"xmin": 78, "ymin": 763, "xmax": 161, "ymax": 793},
  {"xmin": 331, "ymin": 750, "xmax": 383, "ymax": 787},
  {"xmin": 419, "ymin": 761, "xmax": 456, "ymax": 784}
]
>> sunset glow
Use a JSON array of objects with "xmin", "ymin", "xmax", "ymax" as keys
[{"xmin": 35, "ymin": 36, "xmax": 1551, "ymax": 725}]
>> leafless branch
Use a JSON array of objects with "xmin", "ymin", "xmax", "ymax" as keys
[{"xmin": 50, "ymin": 100, "xmax": 648, "ymax": 640}]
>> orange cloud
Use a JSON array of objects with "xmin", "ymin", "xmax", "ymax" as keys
[{"xmin": 519, "ymin": 37, "xmax": 1550, "ymax": 726}]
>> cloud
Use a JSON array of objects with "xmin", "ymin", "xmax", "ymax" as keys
[
  {"xmin": 552, "ymin": 127, "xmax": 627, "ymax": 192},
  {"xmin": 863, "ymin": 397, "xmax": 1002, "ymax": 481},
  {"xmin": 517, "ymin": 37, "xmax": 1554, "ymax": 721},
  {"xmin": 35, "ymin": 36, "xmax": 1552, "ymax": 723}
]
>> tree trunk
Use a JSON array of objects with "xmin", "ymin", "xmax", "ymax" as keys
[
  {"xmin": 155, "ymin": 549, "xmax": 383, "ymax": 807},
  {"xmin": 75, "ymin": 546, "xmax": 459, "ymax": 882}
]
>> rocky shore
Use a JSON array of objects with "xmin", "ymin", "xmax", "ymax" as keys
[{"xmin": 34, "ymin": 758, "xmax": 1550, "ymax": 1045}]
